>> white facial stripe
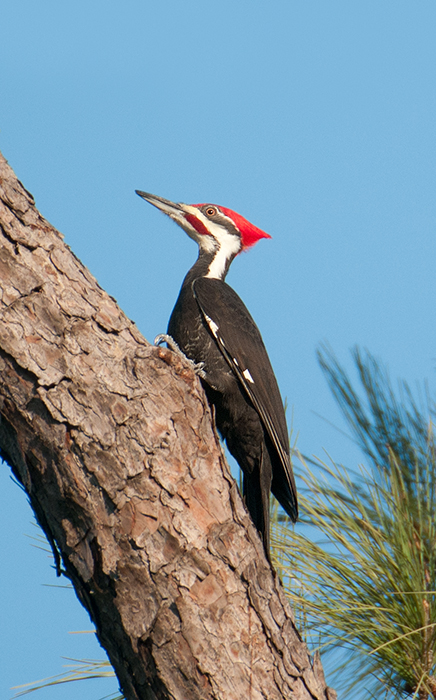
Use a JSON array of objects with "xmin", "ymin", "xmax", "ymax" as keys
[
  {"xmin": 179, "ymin": 206, "xmax": 242, "ymax": 278},
  {"xmin": 205, "ymin": 223, "xmax": 241, "ymax": 279},
  {"xmin": 173, "ymin": 205, "xmax": 216, "ymax": 253},
  {"xmin": 243, "ymin": 368, "xmax": 254, "ymax": 383}
]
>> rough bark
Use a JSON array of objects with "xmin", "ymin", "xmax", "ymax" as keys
[{"xmin": 0, "ymin": 150, "xmax": 336, "ymax": 700}]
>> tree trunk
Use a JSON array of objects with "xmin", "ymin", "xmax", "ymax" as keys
[{"xmin": 0, "ymin": 150, "xmax": 336, "ymax": 700}]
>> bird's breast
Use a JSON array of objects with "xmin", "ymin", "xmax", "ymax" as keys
[{"xmin": 168, "ymin": 285, "xmax": 235, "ymax": 393}]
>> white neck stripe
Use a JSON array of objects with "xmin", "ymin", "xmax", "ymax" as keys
[{"xmin": 205, "ymin": 223, "xmax": 241, "ymax": 279}]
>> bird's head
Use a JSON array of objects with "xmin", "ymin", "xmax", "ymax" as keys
[{"xmin": 136, "ymin": 190, "xmax": 271, "ymax": 278}]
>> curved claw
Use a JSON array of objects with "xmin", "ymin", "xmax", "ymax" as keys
[
  {"xmin": 154, "ymin": 333, "xmax": 181, "ymax": 352},
  {"xmin": 154, "ymin": 334, "xmax": 206, "ymax": 379}
]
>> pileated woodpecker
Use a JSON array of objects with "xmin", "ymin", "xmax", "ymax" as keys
[{"xmin": 136, "ymin": 190, "xmax": 298, "ymax": 557}]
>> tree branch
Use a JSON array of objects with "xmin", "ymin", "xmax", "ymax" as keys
[{"xmin": 0, "ymin": 151, "xmax": 335, "ymax": 700}]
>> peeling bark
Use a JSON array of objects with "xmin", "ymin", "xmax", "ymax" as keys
[{"xmin": 0, "ymin": 151, "xmax": 336, "ymax": 700}]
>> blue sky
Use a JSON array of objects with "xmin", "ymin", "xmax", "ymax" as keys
[{"xmin": 1, "ymin": 1, "xmax": 436, "ymax": 697}]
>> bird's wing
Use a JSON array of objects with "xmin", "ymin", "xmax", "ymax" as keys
[{"xmin": 192, "ymin": 277, "xmax": 298, "ymax": 521}]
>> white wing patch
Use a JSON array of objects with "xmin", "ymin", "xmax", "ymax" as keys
[
  {"xmin": 202, "ymin": 310, "xmax": 253, "ymax": 385},
  {"xmin": 204, "ymin": 313, "xmax": 219, "ymax": 338},
  {"xmin": 243, "ymin": 368, "xmax": 254, "ymax": 383}
]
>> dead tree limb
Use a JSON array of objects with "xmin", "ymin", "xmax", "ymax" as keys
[{"xmin": 0, "ymin": 151, "xmax": 335, "ymax": 700}]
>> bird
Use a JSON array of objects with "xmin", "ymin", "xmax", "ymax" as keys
[{"xmin": 136, "ymin": 190, "xmax": 298, "ymax": 558}]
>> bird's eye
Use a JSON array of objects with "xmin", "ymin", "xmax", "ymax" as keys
[{"xmin": 205, "ymin": 207, "xmax": 217, "ymax": 217}]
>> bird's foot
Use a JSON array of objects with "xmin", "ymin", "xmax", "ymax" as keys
[{"xmin": 154, "ymin": 334, "xmax": 206, "ymax": 378}]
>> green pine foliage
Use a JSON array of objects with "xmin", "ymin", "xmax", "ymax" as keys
[
  {"xmin": 272, "ymin": 347, "xmax": 436, "ymax": 699},
  {"xmin": 12, "ymin": 658, "xmax": 121, "ymax": 699}
]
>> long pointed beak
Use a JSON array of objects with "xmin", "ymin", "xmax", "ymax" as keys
[{"xmin": 135, "ymin": 190, "xmax": 184, "ymax": 217}]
